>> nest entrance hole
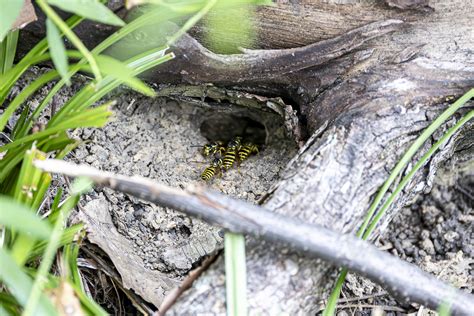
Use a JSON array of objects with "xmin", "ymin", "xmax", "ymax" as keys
[{"xmin": 200, "ymin": 114, "xmax": 266, "ymax": 145}]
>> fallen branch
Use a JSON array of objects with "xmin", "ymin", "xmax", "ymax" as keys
[{"xmin": 35, "ymin": 159, "xmax": 474, "ymax": 315}]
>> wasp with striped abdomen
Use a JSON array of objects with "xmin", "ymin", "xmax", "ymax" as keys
[
  {"xmin": 222, "ymin": 136, "xmax": 242, "ymax": 170},
  {"xmin": 238, "ymin": 142, "xmax": 259, "ymax": 162},
  {"xmin": 201, "ymin": 156, "xmax": 224, "ymax": 181}
]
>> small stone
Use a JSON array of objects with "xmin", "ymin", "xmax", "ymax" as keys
[
  {"xmin": 420, "ymin": 229, "xmax": 430, "ymax": 240},
  {"xmin": 444, "ymin": 231, "xmax": 459, "ymax": 243},
  {"xmin": 420, "ymin": 239, "xmax": 435, "ymax": 255}
]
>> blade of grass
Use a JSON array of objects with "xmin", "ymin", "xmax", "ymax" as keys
[
  {"xmin": 357, "ymin": 88, "xmax": 474, "ymax": 239},
  {"xmin": 225, "ymin": 232, "xmax": 247, "ymax": 316},
  {"xmin": 23, "ymin": 178, "xmax": 92, "ymax": 316},
  {"xmin": 36, "ymin": 0, "xmax": 102, "ymax": 81},
  {"xmin": 30, "ymin": 172, "xmax": 52, "ymax": 211},
  {"xmin": 0, "ymin": 196, "xmax": 52, "ymax": 239},
  {"xmin": 0, "ymin": 104, "xmax": 113, "ymax": 153},
  {"xmin": 69, "ymin": 281, "xmax": 108, "ymax": 316},
  {"xmin": 0, "ymin": 248, "xmax": 57, "ymax": 316},
  {"xmin": 47, "ymin": 0, "xmax": 125, "ymax": 26},
  {"xmin": 0, "ymin": 292, "xmax": 20, "ymax": 315},
  {"xmin": 10, "ymin": 147, "xmax": 47, "ymax": 264},
  {"xmin": 63, "ymin": 243, "xmax": 83, "ymax": 289},
  {"xmin": 0, "ymin": 15, "xmax": 83, "ymax": 104},
  {"xmin": 363, "ymin": 110, "xmax": 474, "ymax": 239},
  {"xmin": 0, "ymin": 30, "xmax": 19, "ymax": 74},
  {"xmin": 48, "ymin": 51, "xmax": 172, "ymax": 127},
  {"xmin": 0, "ymin": 70, "xmax": 60, "ymax": 132},
  {"xmin": 11, "ymin": 103, "xmax": 30, "ymax": 140},
  {"xmin": 28, "ymin": 224, "xmax": 84, "ymax": 262},
  {"xmin": 166, "ymin": 0, "xmax": 217, "ymax": 45},
  {"xmin": 46, "ymin": 18, "xmax": 70, "ymax": 85},
  {"xmin": 22, "ymin": 200, "xmax": 75, "ymax": 316}
]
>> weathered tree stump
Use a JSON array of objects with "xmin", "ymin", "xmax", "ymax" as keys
[{"xmin": 17, "ymin": 0, "xmax": 473, "ymax": 313}]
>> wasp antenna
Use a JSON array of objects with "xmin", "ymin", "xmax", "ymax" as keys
[
  {"xmin": 187, "ymin": 159, "xmax": 208, "ymax": 164},
  {"xmin": 190, "ymin": 145, "xmax": 204, "ymax": 148}
]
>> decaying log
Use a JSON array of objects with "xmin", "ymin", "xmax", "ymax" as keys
[
  {"xmin": 34, "ymin": 159, "xmax": 474, "ymax": 315},
  {"xmin": 16, "ymin": 0, "xmax": 474, "ymax": 313}
]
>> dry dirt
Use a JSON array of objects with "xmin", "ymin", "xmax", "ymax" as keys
[
  {"xmin": 339, "ymin": 167, "xmax": 473, "ymax": 315},
  {"xmin": 71, "ymin": 89, "xmax": 298, "ymax": 279}
]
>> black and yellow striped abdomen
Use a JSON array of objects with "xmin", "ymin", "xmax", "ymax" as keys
[
  {"xmin": 222, "ymin": 149, "xmax": 237, "ymax": 170},
  {"xmin": 238, "ymin": 143, "xmax": 259, "ymax": 162},
  {"xmin": 201, "ymin": 157, "xmax": 223, "ymax": 181},
  {"xmin": 201, "ymin": 166, "xmax": 218, "ymax": 181}
]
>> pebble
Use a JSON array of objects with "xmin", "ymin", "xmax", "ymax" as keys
[{"xmin": 420, "ymin": 239, "xmax": 435, "ymax": 255}]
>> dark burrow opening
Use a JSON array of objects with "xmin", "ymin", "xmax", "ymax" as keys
[{"xmin": 199, "ymin": 114, "xmax": 267, "ymax": 145}]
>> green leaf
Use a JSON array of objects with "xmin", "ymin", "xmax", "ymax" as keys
[
  {"xmin": 87, "ymin": 54, "xmax": 156, "ymax": 96},
  {"xmin": 0, "ymin": 0, "xmax": 24, "ymax": 42},
  {"xmin": 46, "ymin": 18, "xmax": 70, "ymax": 85},
  {"xmin": 0, "ymin": 196, "xmax": 52, "ymax": 239},
  {"xmin": 0, "ymin": 248, "xmax": 57, "ymax": 316},
  {"xmin": 47, "ymin": 0, "xmax": 125, "ymax": 26}
]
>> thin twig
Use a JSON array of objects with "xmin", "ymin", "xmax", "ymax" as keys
[
  {"xmin": 337, "ymin": 304, "xmax": 406, "ymax": 312},
  {"xmin": 337, "ymin": 292, "xmax": 388, "ymax": 304},
  {"xmin": 34, "ymin": 159, "xmax": 474, "ymax": 315},
  {"xmin": 156, "ymin": 253, "xmax": 220, "ymax": 316}
]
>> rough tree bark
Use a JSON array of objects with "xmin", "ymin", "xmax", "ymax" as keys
[
  {"xmin": 16, "ymin": 0, "xmax": 474, "ymax": 313},
  {"xmin": 166, "ymin": 1, "xmax": 474, "ymax": 313}
]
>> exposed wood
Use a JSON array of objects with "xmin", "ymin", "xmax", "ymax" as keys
[
  {"xmin": 12, "ymin": 0, "xmax": 37, "ymax": 30},
  {"xmin": 15, "ymin": 0, "xmax": 474, "ymax": 313},
  {"xmin": 34, "ymin": 159, "xmax": 474, "ymax": 316}
]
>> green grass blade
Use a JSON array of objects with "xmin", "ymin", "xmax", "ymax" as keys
[
  {"xmin": 83, "ymin": 54, "xmax": 156, "ymax": 96},
  {"xmin": 47, "ymin": 0, "xmax": 125, "ymax": 26},
  {"xmin": 0, "ymin": 292, "xmax": 20, "ymax": 315},
  {"xmin": 48, "ymin": 52, "xmax": 172, "ymax": 126},
  {"xmin": 37, "ymin": 0, "xmax": 102, "ymax": 80},
  {"xmin": 357, "ymin": 88, "xmax": 474, "ymax": 239},
  {"xmin": 0, "ymin": 104, "xmax": 112, "ymax": 153},
  {"xmin": 363, "ymin": 110, "xmax": 474, "ymax": 239},
  {"xmin": 22, "ymin": 196, "xmax": 79, "ymax": 316},
  {"xmin": 63, "ymin": 243, "xmax": 83, "ymax": 288},
  {"xmin": 46, "ymin": 18, "xmax": 70, "ymax": 85},
  {"xmin": 0, "ymin": 30, "xmax": 19, "ymax": 74},
  {"xmin": 0, "ymin": 0, "xmax": 23, "ymax": 42},
  {"xmin": 0, "ymin": 196, "xmax": 52, "ymax": 239},
  {"xmin": 224, "ymin": 232, "xmax": 247, "ymax": 316},
  {"xmin": 322, "ymin": 270, "xmax": 347, "ymax": 316},
  {"xmin": 0, "ymin": 70, "xmax": 60, "ymax": 133},
  {"xmin": 438, "ymin": 301, "xmax": 452, "ymax": 316},
  {"xmin": 0, "ymin": 248, "xmax": 57, "ymax": 316},
  {"xmin": 166, "ymin": 0, "xmax": 217, "ymax": 45},
  {"xmin": 30, "ymin": 172, "xmax": 52, "ymax": 211},
  {"xmin": 11, "ymin": 103, "xmax": 30, "ymax": 139},
  {"xmin": 28, "ymin": 224, "xmax": 84, "ymax": 262},
  {"xmin": 31, "ymin": 9, "xmax": 174, "ymax": 118},
  {"xmin": 0, "ymin": 15, "xmax": 83, "ymax": 104},
  {"xmin": 69, "ymin": 281, "xmax": 108, "ymax": 316}
]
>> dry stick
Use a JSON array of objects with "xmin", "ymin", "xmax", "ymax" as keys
[
  {"xmin": 156, "ymin": 253, "xmax": 220, "ymax": 316},
  {"xmin": 35, "ymin": 159, "xmax": 474, "ymax": 315}
]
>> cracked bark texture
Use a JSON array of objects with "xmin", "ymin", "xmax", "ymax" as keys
[
  {"xmin": 15, "ymin": 0, "xmax": 474, "ymax": 313},
  {"xmin": 165, "ymin": 1, "xmax": 474, "ymax": 314}
]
